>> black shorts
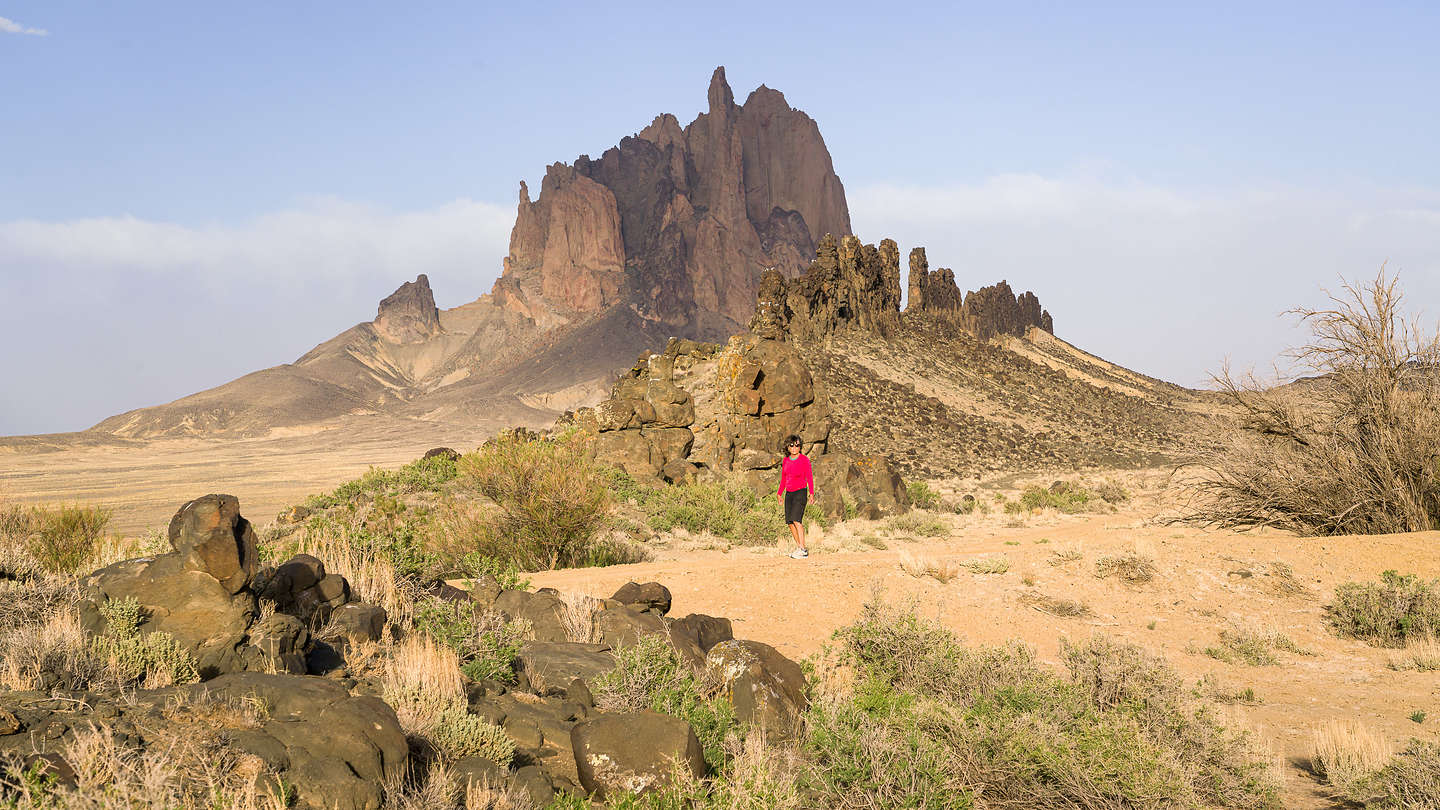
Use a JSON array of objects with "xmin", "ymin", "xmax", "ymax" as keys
[{"xmin": 784, "ymin": 488, "xmax": 808, "ymax": 524}]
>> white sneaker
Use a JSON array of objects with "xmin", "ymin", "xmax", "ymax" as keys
[{"xmin": 789, "ymin": 548, "xmax": 809, "ymax": 559}]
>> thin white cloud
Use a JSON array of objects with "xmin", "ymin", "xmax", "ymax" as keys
[
  {"xmin": 0, "ymin": 197, "xmax": 515, "ymax": 435},
  {"xmin": 851, "ymin": 175, "xmax": 1440, "ymax": 387},
  {"xmin": 0, "ymin": 16, "xmax": 48, "ymax": 35},
  {"xmin": 0, "ymin": 196, "xmax": 514, "ymax": 300}
]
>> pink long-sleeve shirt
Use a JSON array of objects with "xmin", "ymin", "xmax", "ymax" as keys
[{"xmin": 778, "ymin": 454, "xmax": 815, "ymax": 495}]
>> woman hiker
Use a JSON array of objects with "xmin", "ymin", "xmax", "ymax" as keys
[{"xmin": 777, "ymin": 434, "xmax": 816, "ymax": 559}]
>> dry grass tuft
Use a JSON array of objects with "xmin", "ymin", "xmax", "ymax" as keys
[
  {"xmin": 559, "ymin": 590, "xmax": 602, "ymax": 644},
  {"xmin": 0, "ymin": 609, "xmax": 107, "ymax": 691},
  {"xmin": 1387, "ymin": 633, "xmax": 1440, "ymax": 671},
  {"xmin": 897, "ymin": 551, "xmax": 960, "ymax": 583},
  {"xmin": 1262, "ymin": 561, "xmax": 1311, "ymax": 598},
  {"xmin": 382, "ymin": 634, "xmax": 467, "ymax": 738},
  {"xmin": 1311, "ymin": 720, "xmax": 1392, "ymax": 799},
  {"xmin": 1019, "ymin": 590, "xmax": 1092, "ymax": 617},
  {"xmin": 0, "ymin": 722, "xmax": 289, "ymax": 810},
  {"xmin": 1094, "ymin": 552, "xmax": 1157, "ymax": 585},
  {"xmin": 1206, "ymin": 623, "xmax": 1312, "ymax": 666},
  {"xmin": 1047, "ymin": 549, "xmax": 1083, "ymax": 567},
  {"xmin": 961, "ymin": 556, "xmax": 1010, "ymax": 575}
]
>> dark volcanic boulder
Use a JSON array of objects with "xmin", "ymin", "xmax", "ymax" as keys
[
  {"xmin": 705, "ymin": 639, "xmax": 808, "ymax": 740},
  {"xmin": 571, "ymin": 711, "xmax": 706, "ymax": 799},
  {"xmin": 259, "ymin": 554, "xmax": 351, "ymax": 626},
  {"xmin": 515, "ymin": 641, "xmax": 616, "ymax": 696},
  {"xmin": 181, "ymin": 673, "xmax": 408, "ymax": 810},
  {"xmin": 611, "ymin": 582, "xmax": 672, "ymax": 615},
  {"xmin": 80, "ymin": 495, "xmax": 264, "ymax": 677},
  {"xmin": 494, "ymin": 589, "xmax": 569, "ymax": 643},
  {"xmin": 168, "ymin": 494, "xmax": 259, "ymax": 594}
]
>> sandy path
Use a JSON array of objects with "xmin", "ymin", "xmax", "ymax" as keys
[{"xmin": 531, "ymin": 510, "xmax": 1440, "ymax": 809}]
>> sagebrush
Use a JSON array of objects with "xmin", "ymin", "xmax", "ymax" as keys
[{"xmin": 1183, "ymin": 271, "xmax": 1440, "ymax": 535}]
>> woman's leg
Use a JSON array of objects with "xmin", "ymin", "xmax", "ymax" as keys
[{"xmin": 796, "ymin": 518, "xmax": 807, "ymax": 550}]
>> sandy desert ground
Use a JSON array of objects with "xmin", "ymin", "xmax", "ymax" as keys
[
  {"xmin": 0, "ymin": 416, "xmax": 488, "ymax": 535},
  {"xmin": 524, "ymin": 472, "xmax": 1439, "ymax": 810},
  {"xmin": 3, "ymin": 438, "xmax": 1433, "ymax": 809}
]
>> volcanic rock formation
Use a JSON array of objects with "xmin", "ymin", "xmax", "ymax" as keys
[
  {"xmin": 906, "ymin": 247, "xmax": 1054, "ymax": 339},
  {"xmin": 492, "ymin": 66, "xmax": 850, "ymax": 336},
  {"xmin": 84, "ymin": 67, "xmax": 852, "ymax": 441},
  {"xmin": 372, "ymin": 273, "xmax": 442, "ymax": 343}
]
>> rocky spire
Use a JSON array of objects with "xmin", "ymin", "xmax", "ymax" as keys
[
  {"xmin": 488, "ymin": 67, "xmax": 851, "ymax": 336},
  {"xmin": 373, "ymin": 274, "xmax": 441, "ymax": 343}
]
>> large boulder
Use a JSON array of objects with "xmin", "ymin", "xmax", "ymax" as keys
[
  {"xmin": 494, "ymin": 589, "xmax": 569, "ymax": 643},
  {"xmin": 705, "ymin": 640, "xmax": 808, "ymax": 740},
  {"xmin": 595, "ymin": 607, "xmax": 666, "ymax": 651},
  {"xmin": 168, "ymin": 494, "xmax": 259, "ymax": 594},
  {"xmin": 180, "ymin": 673, "xmax": 408, "ymax": 810},
  {"xmin": 813, "ymin": 453, "xmax": 911, "ymax": 519},
  {"xmin": 79, "ymin": 495, "xmax": 333, "ymax": 678},
  {"xmin": 80, "ymin": 496, "xmax": 265, "ymax": 677},
  {"xmin": 570, "ymin": 711, "xmax": 706, "ymax": 799},
  {"xmin": 515, "ymin": 641, "xmax": 616, "ymax": 696},
  {"xmin": 611, "ymin": 582, "xmax": 672, "ymax": 615}
]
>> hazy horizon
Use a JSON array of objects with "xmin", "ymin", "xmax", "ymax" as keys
[{"xmin": 3, "ymin": 2, "xmax": 1438, "ymax": 436}]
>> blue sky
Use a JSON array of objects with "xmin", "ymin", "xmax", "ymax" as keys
[{"xmin": 3, "ymin": 1, "xmax": 1438, "ymax": 435}]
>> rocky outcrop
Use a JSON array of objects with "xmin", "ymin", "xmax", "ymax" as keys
[
  {"xmin": 757, "ymin": 236, "xmax": 1054, "ymax": 344},
  {"xmin": 960, "ymin": 280, "xmax": 1055, "ymax": 339},
  {"xmin": 750, "ymin": 234, "xmax": 903, "ymax": 341},
  {"xmin": 372, "ymin": 274, "xmax": 441, "ymax": 343},
  {"xmin": 79, "ymin": 496, "xmax": 378, "ymax": 678},
  {"xmin": 497, "ymin": 166, "xmax": 627, "ymax": 324},
  {"xmin": 705, "ymin": 640, "xmax": 808, "ymax": 740},
  {"xmin": 571, "ymin": 711, "xmax": 707, "ymax": 799},
  {"xmin": 905, "ymin": 248, "xmax": 1054, "ymax": 339},
  {"xmin": 492, "ymin": 67, "xmax": 850, "ymax": 335},
  {"xmin": 572, "ymin": 331, "xmax": 909, "ymax": 518}
]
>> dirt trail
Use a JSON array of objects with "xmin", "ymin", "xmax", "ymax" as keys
[{"xmin": 532, "ymin": 506, "xmax": 1440, "ymax": 809}]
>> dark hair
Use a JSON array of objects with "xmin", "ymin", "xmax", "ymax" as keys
[{"xmin": 783, "ymin": 434, "xmax": 803, "ymax": 451}]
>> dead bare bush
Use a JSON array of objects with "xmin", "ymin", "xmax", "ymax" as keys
[{"xmin": 1183, "ymin": 271, "xmax": 1440, "ymax": 535}]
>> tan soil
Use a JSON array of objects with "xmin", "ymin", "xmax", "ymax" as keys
[
  {"xmin": 0, "ymin": 416, "xmax": 487, "ymax": 535},
  {"xmin": 530, "ymin": 472, "xmax": 1440, "ymax": 810}
]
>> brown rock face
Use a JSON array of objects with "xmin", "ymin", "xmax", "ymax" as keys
[
  {"xmin": 491, "ymin": 66, "xmax": 851, "ymax": 335},
  {"xmin": 905, "ymin": 249, "xmax": 1053, "ymax": 339},
  {"xmin": 572, "ymin": 333, "xmax": 908, "ymax": 518},
  {"xmin": 749, "ymin": 234, "xmax": 903, "ymax": 341},
  {"xmin": 962, "ymin": 280, "xmax": 1054, "ymax": 339},
  {"xmin": 498, "ymin": 165, "xmax": 627, "ymax": 323},
  {"xmin": 373, "ymin": 274, "xmax": 441, "ymax": 343}
]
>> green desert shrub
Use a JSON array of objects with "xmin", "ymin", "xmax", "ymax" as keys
[
  {"xmin": 634, "ymin": 476, "xmax": 787, "ymax": 545},
  {"xmin": 457, "ymin": 433, "xmax": 613, "ymax": 570},
  {"xmin": 1019, "ymin": 484, "xmax": 1097, "ymax": 514},
  {"xmin": 806, "ymin": 596, "xmax": 1280, "ymax": 809},
  {"xmin": 1366, "ymin": 740, "xmax": 1440, "ymax": 808},
  {"xmin": 411, "ymin": 597, "xmax": 529, "ymax": 685},
  {"xmin": 592, "ymin": 635, "xmax": 735, "ymax": 771},
  {"xmin": 90, "ymin": 597, "xmax": 199, "ymax": 687},
  {"xmin": 8, "ymin": 503, "xmax": 113, "ymax": 574},
  {"xmin": 1328, "ymin": 570, "xmax": 1440, "ymax": 647},
  {"xmin": 305, "ymin": 453, "xmax": 459, "ymax": 511},
  {"xmin": 885, "ymin": 511, "xmax": 948, "ymax": 538},
  {"xmin": 429, "ymin": 706, "xmax": 516, "ymax": 764},
  {"xmin": 1204, "ymin": 624, "xmax": 1311, "ymax": 666},
  {"xmin": 906, "ymin": 481, "xmax": 941, "ymax": 511}
]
